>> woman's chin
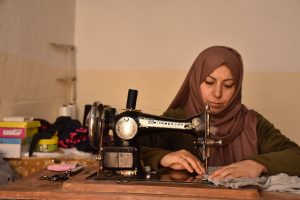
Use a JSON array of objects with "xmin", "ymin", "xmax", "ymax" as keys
[{"xmin": 210, "ymin": 107, "xmax": 225, "ymax": 114}]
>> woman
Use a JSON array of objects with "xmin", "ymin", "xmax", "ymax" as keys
[{"xmin": 139, "ymin": 46, "xmax": 300, "ymax": 180}]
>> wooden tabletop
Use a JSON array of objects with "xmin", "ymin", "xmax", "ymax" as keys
[{"xmin": 0, "ymin": 165, "xmax": 299, "ymax": 200}]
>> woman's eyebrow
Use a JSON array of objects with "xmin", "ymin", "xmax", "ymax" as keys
[
  {"xmin": 223, "ymin": 79, "xmax": 235, "ymax": 82},
  {"xmin": 207, "ymin": 75, "xmax": 234, "ymax": 82},
  {"xmin": 207, "ymin": 75, "xmax": 216, "ymax": 80}
]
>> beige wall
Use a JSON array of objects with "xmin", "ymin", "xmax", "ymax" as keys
[
  {"xmin": 243, "ymin": 71, "xmax": 300, "ymax": 144},
  {"xmin": 75, "ymin": 0, "xmax": 300, "ymax": 71},
  {"xmin": 0, "ymin": 0, "xmax": 76, "ymax": 121},
  {"xmin": 75, "ymin": 0, "xmax": 300, "ymax": 144},
  {"xmin": 0, "ymin": 52, "xmax": 75, "ymax": 121}
]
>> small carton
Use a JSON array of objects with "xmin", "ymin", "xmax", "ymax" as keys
[
  {"xmin": 0, "ymin": 121, "xmax": 41, "ymax": 139},
  {"xmin": 0, "ymin": 121, "xmax": 41, "ymax": 158},
  {"xmin": 0, "ymin": 143, "xmax": 30, "ymax": 158}
]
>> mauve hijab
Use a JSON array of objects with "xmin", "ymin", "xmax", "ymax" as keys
[{"xmin": 168, "ymin": 46, "xmax": 258, "ymax": 166}]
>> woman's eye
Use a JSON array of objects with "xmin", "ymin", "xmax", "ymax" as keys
[
  {"xmin": 224, "ymin": 83, "xmax": 234, "ymax": 88},
  {"xmin": 205, "ymin": 81, "xmax": 214, "ymax": 85}
]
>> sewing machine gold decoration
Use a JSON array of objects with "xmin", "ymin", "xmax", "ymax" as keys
[{"xmin": 86, "ymin": 89, "xmax": 222, "ymax": 182}]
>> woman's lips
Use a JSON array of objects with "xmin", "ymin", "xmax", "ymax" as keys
[{"xmin": 208, "ymin": 102, "xmax": 223, "ymax": 108}]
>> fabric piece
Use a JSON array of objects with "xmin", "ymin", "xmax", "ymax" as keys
[
  {"xmin": 0, "ymin": 171, "xmax": 13, "ymax": 186},
  {"xmin": 209, "ymin": 176, "xmax": 268, "ymax": 189},
  {"xmin": 208, "ymin": 173, "xmax": 300, "ymax": 194},
  {"xmin": 262, "ymin": 173, "xmax": 300, "ymax": 194},
  {"xmin": 0, "ymin": 154, "xmax": 19, "ymax": 186},
  {"xmin": 165, "ymin": 46, "xmax": 258, "ymax": 166},
  {"xmin": 47, "ymin": 163, "xmax": 77, "ymax": 172}
]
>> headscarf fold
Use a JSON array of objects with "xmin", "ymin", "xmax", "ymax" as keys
[{"xmin": 168, "ymin": 46, "xmax": 258, "ymax": 166}]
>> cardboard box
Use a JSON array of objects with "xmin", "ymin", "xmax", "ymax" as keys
[
  {"xmin": 0, "ymin": 121, "xmax": 40, "ymax": 139},
  {"xmin": 0, "ymin": 121, "xmax": 40, "ymax": 158},
  {"xmin": 0, "ymin": 137, "xmax": 32, "ymax": 145},
  {"xmin": 0, "ymin": 143, "xmax": 29, "ymax": 158}
]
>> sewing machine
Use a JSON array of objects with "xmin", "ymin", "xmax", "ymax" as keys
[{"xmin": 86, "ymin": 89, "xmax": 222, "ymax": 182}]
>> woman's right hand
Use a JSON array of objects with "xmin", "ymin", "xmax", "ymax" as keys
[{"xmin": 160, "ymin": 149, "xmax": 205, "ymax": 175}]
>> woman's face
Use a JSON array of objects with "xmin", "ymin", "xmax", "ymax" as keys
[{"xmin": 199, "ymin": 65, "xmax": 236, "ymax": 113}]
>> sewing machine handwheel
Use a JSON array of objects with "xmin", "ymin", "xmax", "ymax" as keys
[{"xmin": 87, "ymin": 101, "xmax": 105, "ymax": 149}]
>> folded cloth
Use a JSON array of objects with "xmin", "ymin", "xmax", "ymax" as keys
[
  {"xmin": 47, "ymin": 163, "xmax": 78, "ymax": 172},
  {"xmin": 208, "ymin": 176, "xmax": 268, "ymax": 189},
  {"xmin": 261, "ymin": 173, "xmax": 300, "ymax": 194},
  {"xmin": 0, "ymin": 171, "xmax": 13, "ymax": 185},
  {"xmin": 208, "ymin": 173, "xmax": 300, "ymax": 194},
  {"xmin": 0, "ymin": 154, "xmax": 19, "ymax": 186}
]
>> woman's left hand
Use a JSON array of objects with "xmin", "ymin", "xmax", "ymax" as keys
[{"xmin": 208, "ymin": 160, "xmax": 267, "ymax": 181}]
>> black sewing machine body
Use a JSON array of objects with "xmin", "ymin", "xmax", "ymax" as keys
[{"xmin": 87, "ymin": 89, "xmax": 221, "ymax": 182}]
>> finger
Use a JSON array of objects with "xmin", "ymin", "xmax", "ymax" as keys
[
  {"xmin": 228, "ymin": 172, "xmax": 243, "ymax": 179},
  {"xmin": 209, "ymin": 166, "xmax": 234, "ymax": 180},
  {"xmin": 196, "ymin": 160, "xmax": 206, "ymax": 174},
  {"xmin": 216, "ymin": 168, "xmax": 233, "ymax": 179},
  {"xmin": 183, "ymin": 152, "xmax": 206, "ymax": 174},
  {"xmin": 185, "ymin": 155, "xmax": 205, "ymax": 175},
  {"xmin": 189, "ymin": 154, "xmax": 206, "ymax": 174},
  {"xmin": 208, "ymin": 167, "xmax": 225, "ymax": 179},
  {"xmin": 179, "ymin": 157, "xmax": 194, "ymax": 173}
]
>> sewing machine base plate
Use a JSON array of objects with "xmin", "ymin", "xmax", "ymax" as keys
[
  {"xmin": 61, "ymin": 166, "xmax": 259, "ymax": 200},
  {"xmin": 87, "ymin": 170, "xmax": 215, "ymax": 187}
]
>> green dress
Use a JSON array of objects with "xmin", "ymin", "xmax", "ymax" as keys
[{"xmin": 138, "ymin": 108, "xmax": 300, "ymax": 176}]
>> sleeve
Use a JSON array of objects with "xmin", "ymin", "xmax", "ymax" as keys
[
  {"xmin": 246, "ymin": 112, "xmax": 300, "ymax": 176},
  {"xmin": 140, "ymin": 146, "xmax": 171, "ymax": 171}
]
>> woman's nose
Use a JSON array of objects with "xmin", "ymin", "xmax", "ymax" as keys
[{"xmin": 213, "ymin": 85, "xmax": 222, "ymax": 98}]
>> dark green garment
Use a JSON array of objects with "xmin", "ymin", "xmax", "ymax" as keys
[{"xmin": 138, "ymin": 108, "xmax": 300, "ymax": 176}]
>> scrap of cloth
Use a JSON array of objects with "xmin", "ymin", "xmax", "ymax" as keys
[
  {"xmin": 0, "ymin": 154, "xmax": 19, "ymax": 186},
  {"xmin": 209, "ymin": 173, "xmax": 300, "ymax": 194}
]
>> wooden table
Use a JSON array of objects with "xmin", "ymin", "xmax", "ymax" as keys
[{"xmin": 0, "ymin": 165, "xmax": 299, "ymax": 200}]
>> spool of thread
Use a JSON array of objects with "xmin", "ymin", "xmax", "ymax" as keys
[
  {"xmin": 126, "ymin": 89, "xmax": 138, "ymax": 110},
  {"xmin": 67, "ymin": 103, "xmax": 76, "ymax": 119},
  {"xmin": 59, "ymin": 105, "xmax": 72, "ymax": 117}
]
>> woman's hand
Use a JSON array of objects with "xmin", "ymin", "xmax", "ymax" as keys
[
  {"xmin": 208, "ymin": 160, "xmax": 267, "ymax": 181},
  {"xmin": 160, "ymin": 149, "xmax": 205, "ymax": 175}
]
